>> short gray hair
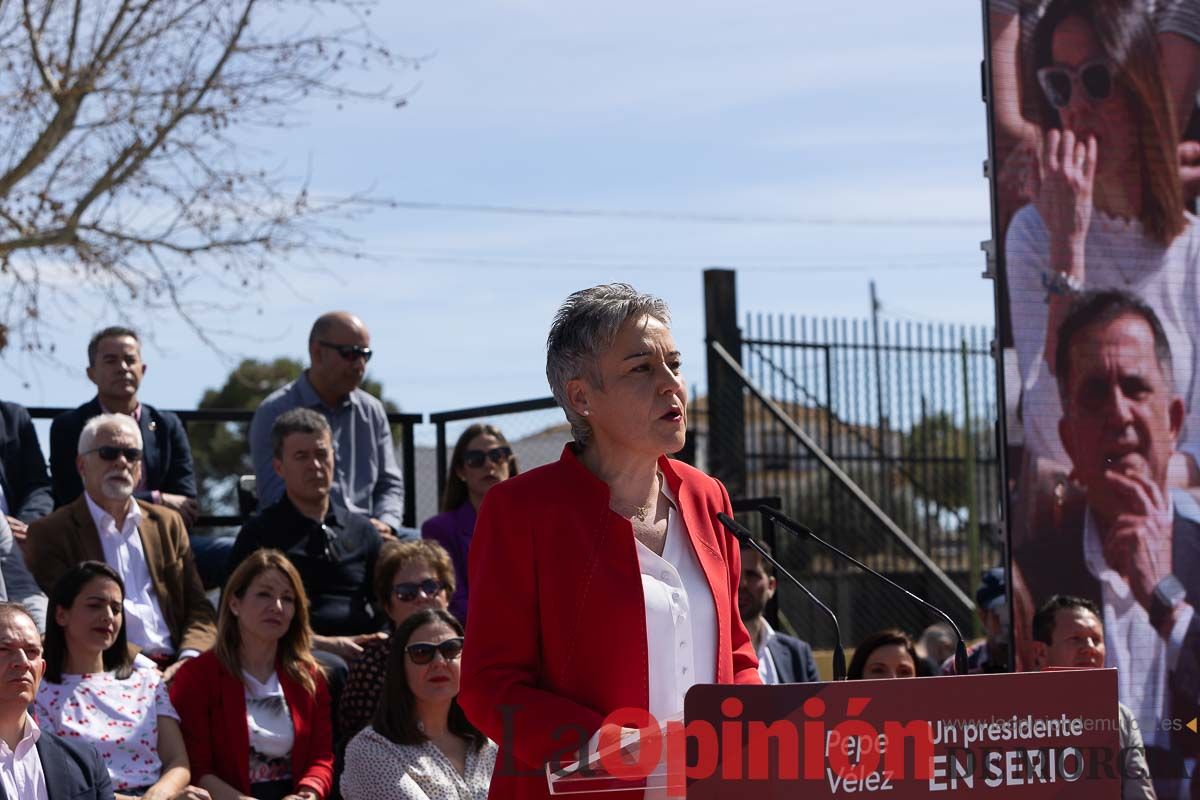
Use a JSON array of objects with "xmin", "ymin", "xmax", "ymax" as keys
[
  {"xmin": 78, "ymin": 414, "xmax": 142, "ymax": 455},
  {"xmin": 545, "ymin": 284, "xmax": 671, "ymax": 446},
  {"xmin": 271, "ymin": 408, "xmax": 332, "ymax": 458}
]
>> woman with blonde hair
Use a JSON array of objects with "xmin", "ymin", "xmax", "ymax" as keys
[
  {"xmin": 421, "ymin": 423, "xmax": 518, "ymax": 623},
  {"xmin": 171, "ymin": 549, "xmax": 334, "ymax": 800}
]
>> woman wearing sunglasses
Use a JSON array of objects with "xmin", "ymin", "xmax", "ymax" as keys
[
  {"xmin": 1007, "ymin": 0, "xmax": 1200, "ymax": 478},
  {"xmin": 341, "ymin": 608, "xmax": 495, "ymax": 800},
  {"xmin": 459, "ymin": 285, "xmax": 760, "ymax": 800},
  {"xmin": 338, "ymin": 539, "xmax": 455, "ymax": 746},
  {"xmin": 36, "ymin": 562, "xmax": 208, "ymax": 800},
  {"xmin": 171, "ymin": 550, "xmax": 334, "ymax": 800},
  {"xmin": 421, "ymin": 423, "xmax": 518, "ymax": 625}
]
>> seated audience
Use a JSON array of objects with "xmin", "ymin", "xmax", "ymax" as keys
[
  {"xmin": 736, "ymin": 537, "xmax": 819, "ymax": 683},
  {"xmin": 421, "ymin": 424, "xmax": 517, "ymax": 624},
  {"xmin": 339, "ymin": 539, "xmax": 455, "ymax": 746},
  {"xmin": 250, "ymin": 312, "xmax": 404, "ymax": 536},
  {"xmin": 341, "ymin": 608, "xmax": 495, "ymax": 800},
  {"xmin": 171, "ymin": 549, "xmax": 333, "ymax": 800},
  {"xmin": 0, "ymin": 399, "xmax": 53, "ymax": 536},
  {"xmin": 36, "ymin": 562, "xmax": 206, "ymax": 800},
  {"xmin": 848, "ymin": 629, "xmax": 918, "ymax": 680},
  {"xmin": 1031, "ymin": 595, "xmax": 1156, "ymax": 800},
  {"xmin": 47, "ymin": 327, "xmax": 233, "ymax": 588},
  {"xmin": 941, "ymin": 567, "xmax": 1008, "ymax": 675},
  {"xmin": 0, "ymin": 601, "xmax": 114, "ymax": 800},
  {"xmin": 28, "ymin": 414, "xmax": 216, "ymax": 679},
  {"xmin": 0, "ymin": 515, "xmax": 47, "ymax": 632}
]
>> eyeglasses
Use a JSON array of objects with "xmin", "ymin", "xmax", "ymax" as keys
[
  {"xmin": 317, "ymin": 340, "xmax": 373, "ymax": 363},
  {"xmin": 462, "ymin": 446, "xmax": 512, "ymax": 469},
  {"xmin": 393, "ymin": 579, "xmax": 444, "ymax": 603},
  {"xmin": 306, "ymin": 523, "xmax": 339, "ymax": 563},
  {"xmin": 1037, "ymin": 59, "xmax": 1113, "ymax": 109},
  {"xmin": 81, "ymin": 446, "xmax": 143, "ymax": 462},
  {"xmin": 405, "ymin": 637, "xmax": 464, "ymax": 665}
]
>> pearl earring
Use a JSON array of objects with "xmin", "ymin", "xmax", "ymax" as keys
[{"xmin": 581, "ymin": 409, "xmax": 590, "ymax": 417}]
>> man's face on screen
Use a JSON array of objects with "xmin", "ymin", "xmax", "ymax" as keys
[{"xmin": 1058, "ymin": 313, "xmax": 1182, "ymax": 492}]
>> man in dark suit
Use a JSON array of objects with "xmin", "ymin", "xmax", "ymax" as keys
[
  {"xmin": 0, "ymin": 400, "xmax": 53, "ymax": 540},
  {"xmin": 737, "ymin": 537, "xmax": 820, "ymax": 683},
  {"xmin": 1016, "ymin": 290, "xmax": 1200, "ymax": 795},
  {"xmin": 28, "ymin": 414, "xmax": 215, "ymax": 680},
  {"xmin": 0, "ymin": 601, "xmax": 113, "ymax": 800}
]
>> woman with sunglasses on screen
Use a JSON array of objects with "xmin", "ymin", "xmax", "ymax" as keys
[
  {"xmin": 338, "ymin": 539, "xmax": 456, "ymax": 747},
  {"xmin": 36, "ymin": 562, "xmax": 208, "ymax": 800},
  {"xmin": 1007, "ymin": 0, "xmax": 1200, "ymax": 482},
  {"xmin": 341, "ymin": 608, "xmax": 495, "ymax": 800},
  {"xmin": 171, "ymin": 550, "xmax": 334, "ymax": 800},
  {"xmin": 420, "ymin": 424, "xmax": 518, "ymax": 625}
]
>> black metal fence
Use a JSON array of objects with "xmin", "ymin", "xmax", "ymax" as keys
[{"xmin": 703, "ymin": 269, "xmax": 1004, "ymax": 650}]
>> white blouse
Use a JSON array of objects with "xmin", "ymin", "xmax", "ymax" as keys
[
  {"xmin": 243, "ymin": 670, "xmax": 294, "ymax": 785},
  {"xmin": 34, "ymin": 666, "xmax": 177, "ymax": 791},
  {"xmin": 341, "ymin": 726, "xmax": 497, "ymax": 800}
]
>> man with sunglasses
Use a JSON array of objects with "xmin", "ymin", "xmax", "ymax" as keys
[
  {"xmin": 26, "ymin": 414, "xmax": 216, "ymax": 681},
  {"xmin": 234, "ymin": 409, "xmax": 390, "ymax": 731},
  {"xmin": 249, "ymin": 311, "xmax": 406, "ymax": 538}
]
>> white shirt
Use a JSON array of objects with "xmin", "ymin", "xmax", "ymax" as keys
[
  {"xmin": 1082, "ymin": 491, "xmax": 1196, "ymax": 749},
  {"xmin": 1007, "ymin": 206, "xmax": 1200, "ymax": 467},
  {"xmin": 84, "ymin": 494, "xmax": 174, "ymax": 656},
  {"xmin": 0, "ymin": 483, "xmax": 8, "ymax": 517},
  {"xmin": 754, "ymin": 619, "xmax": 781, "ymax": 685},
  {"xmin": 341, "ymin": 727, "xmax": 498, "ymax": 800},
  {"xmin": 636, "ymin": 479, "xmax": 718, "ymax": 726},
  {"xmin": 0, "ymin": 715, "xmax": 48, "ymax": 800},
  {"xmin": 244, "ymin": 670, "xmax": 295, "ymax": 786}
]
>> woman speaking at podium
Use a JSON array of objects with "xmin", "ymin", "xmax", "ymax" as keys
[{"xmin": 459, "ymin": 283, "xmax": 761, "ymax": 800}]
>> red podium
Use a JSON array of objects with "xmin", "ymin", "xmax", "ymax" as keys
[{"xmin": 548, "ymin": 669, "xmax": 1121, "ymax": 798}]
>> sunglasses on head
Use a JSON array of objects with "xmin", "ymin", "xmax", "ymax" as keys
[
  {"xmin": 1037, "ymin": 59, "xmax": 1113, "ymax": 109},
  {"xmin": 463, "ymin": 446, "xmax": 512, "ymax": 469},
  {"xmin": 393, "ymin": 579, "xmax": 444, "ymax": 603},
  {"xmin": 82, "ymin": 446, "xmax": 143, "ymax": 462},
  {"xmin": 318, "ymin": 340, "xmax": 373, "ymax": 363},
  {"xmin": 306, "ymin": 523, "xmax": 339, "ymax": 563},
  {"xmin": 406, "ymin": 637, "xmax": 464, "ymax": 665}
]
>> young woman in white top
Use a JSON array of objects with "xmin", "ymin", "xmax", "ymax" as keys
[
  {"xmin": 36, "ymin": 561, "xmax": 207, "ymax": 800},
  {"xmin": 341, "ymin": 608, "xmax": 496, "ymax": 800}
]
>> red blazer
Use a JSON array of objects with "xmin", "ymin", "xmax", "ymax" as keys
[
  {"xmin": 170, "ymin": 650, "xmax": 334, "ymax": 799},
  {"xmin": 459, "ymin": 446, "xmax": 760, "ymax": 800}
]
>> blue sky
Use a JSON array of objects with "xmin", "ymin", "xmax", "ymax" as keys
[{"xmin": 10, "ymin": 0, "xmax": 995, "ymax": 443}]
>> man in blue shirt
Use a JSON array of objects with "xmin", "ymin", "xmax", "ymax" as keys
[{"xmin": 249, "ymin": 311, "xmax": 405, "ymax": 535}]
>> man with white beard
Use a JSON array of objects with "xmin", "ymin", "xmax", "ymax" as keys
[{"xmin": 26, "ymin": 414, "xmax": 215, "ymax": 681}]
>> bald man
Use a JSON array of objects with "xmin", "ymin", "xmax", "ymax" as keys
[{"xmin": 249, "ymin": 312, "xmax": 406, "ymax": 535}]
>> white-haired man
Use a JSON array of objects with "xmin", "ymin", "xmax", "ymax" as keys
[{"xmin": 27, "ymin": 414, "xmax": 215, "ymax": 679}]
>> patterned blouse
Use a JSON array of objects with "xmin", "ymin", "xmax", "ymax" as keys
[
  {"xmin": 338, "ymin": 636, "xmax": 390, "ymax": 745},
  {"xmin": 34, "ymin": 666, "xmax": 179, "ymax": 791},
  {"xmin": 340, "ymin": 726, "xmax": 497, "ymax": 800}
]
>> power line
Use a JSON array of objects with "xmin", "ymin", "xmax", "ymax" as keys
[{"xmin": 377, "ymin": 199, "xmax": 987, "ymax": 228}]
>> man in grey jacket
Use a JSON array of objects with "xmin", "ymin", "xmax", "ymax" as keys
[{"xmin": 0, "ymin": 516, "xmax": 46, "ymax": 633}]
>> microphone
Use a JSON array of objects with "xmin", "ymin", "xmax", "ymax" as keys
[
  {"xmin": 757, "ymin": 505, "xmax": 970, "ymax": 676},
  {"xmin": 717, "ymin": 512, "xmax": 847, "ymax": 681}
]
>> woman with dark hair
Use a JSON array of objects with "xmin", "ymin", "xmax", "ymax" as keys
[
  {"xmin": 1008, "ymin": 0, "xmax": 1200, "ymax": 476},
  {"xmin": 421, "ymin": 423, "xmax": 517, "ymax": 623},
  {"xmin": 36, "ymin": 561, "xmax": 205, "ymax": 800},
  {"xmin": 171, "ymin": 549, "xmax": 333, "ymax": 800},
  {"xmin": 339, "ymin": 538, "xmax": 455, "ymax": 745},
  {"xmin": 847, "ymin": 629, "xmax": 919, "ymax": 681},
  {"xmin": 341, "ymin": 608, "xmax": 495, "ymax": 800}
]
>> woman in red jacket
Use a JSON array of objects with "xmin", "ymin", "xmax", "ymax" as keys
[
  {"xmin": 171, "ymin": 549, "xmax": 334, "ymax": 800},
  {"xmin": 458, "ymin": 283, "xmax": 761, "ymax": 800}
]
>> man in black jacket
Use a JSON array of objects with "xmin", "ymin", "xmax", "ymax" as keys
[
  {"xmin": 738, "ymin": 538, "xmax": 821, "ymax": 683},
  {"xmin": 0, "ymin": 400, "xmax": 52, "ymax": 539}
]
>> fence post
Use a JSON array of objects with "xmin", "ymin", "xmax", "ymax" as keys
[
  {"xmin": 961, "ymin": 339, "xmax": 981, "ymax": 637},
  {"xmin": 704, "ymin": 268, "xmax": 746, "ymax": 496}
]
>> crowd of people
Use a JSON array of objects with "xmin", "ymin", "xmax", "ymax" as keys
[{"xmin": 0, "ymin": 278, "xmax": 1158, "ymax": 799}]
